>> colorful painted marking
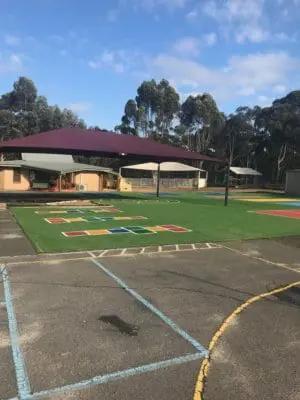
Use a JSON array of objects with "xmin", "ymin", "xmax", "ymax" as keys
[
  {"xmin": 91, "ymin": 208, "xmax": 121, "ymax": 213},
  {"xmin": 254, "ymin": 209, "xmax": 300, "ymax": 219},
  {"xmin": 62, "ymin": 225, "xmax": 191, "ymax": 237},
  {"xmin": 238, "ymin": 197, "xmax": 300, "ymax": 203},
  {"xmin": 46, "ymin": 218, "xmax": 69, "ymax": 224},
  {"xmin": 46, "ymin": 216, "xmax": 147, "ymax": 224},
  {"xmin": 276, "ymin": 202, "xmax": 300, "ymax": 207},
  {"xmin": 36, "ymin": 207, "xmax": 120, "ymax": 215}
]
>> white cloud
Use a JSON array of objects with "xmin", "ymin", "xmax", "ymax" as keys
[
  {"xmin": 238, "ymin": 87, "xmax": 256, "ymax": 96},
  {"xmin": 50, "ymin": 34, "xmax": 64, "ymax": 42},
  {"xmin": 203, "ymin": 0, "xmax": 223, "ymax": 19},
  {"xmin": 257, "ymin": 95, "xmax": 271, "ymax": 106},
  {"xmin": 203, "ymin": 0, "xmax": 269, "ymax": 44},
  {"xmin": 236, "ymin": 25, "xmax": 269, "ymax": 43},
  {"xmin": 283, "ymin": 8, "xmax": 289, "ymax": 16},
  {"xmin": 151, "ymin": 51, "xmax": 299, "ymax": 102},
  {"xmin": 101, "ymin": 51, "xmax": 115, "ymax": 63},
  {"xmin": 275, "ymin": 32, "xmax": 297, "ymax": 42},
  {"xmin": 274, "ymin": 84, "xmax": 286, "ymax": 93},
  {"xmin": 4, "ymin": 35, "xmax": 21, "ymax": 46},
  {"xmin": 226, "ymin": 0, "xmax": 265, "ymax": 20},
  {"xmin": 88, "ymin": 60, "xmax": 100, "ymax": 69},
  {"xmin": 203, "ymin": 32, "xmax": 217, "ymax": 46},
  {"xmin": 88, "ymin": 50, "xmax": 131, "ymax": 73},
  {"xmin": 173, "ymin": 37, "xmax": 200, "ymax": 56},
  {"xmin": 68, "ymin": 102, "xmax": 92, "ymax": 113},
  {"xmin": 258, "ymin": 95, "xmax": 267, "ymax": 102},
  {"xmin": 114, "ymin": 63, "xmax": 125, "ymax": 73},
  {"xmin": 10, "ymin": 54, "xmax": 21, "ymax": 66},
  {"xmin": 140, "ymin": 0, "xmax": 188, "ymax": 9},
  {"xmin": 186, "ymin": 9, "xmax": 198, "ymax": 21},
  {"xmin": 203, "ymin": 0, "xmax": 265, "ymax": 21},
  {"xmin": 107, "ymin": 9, "xmax": 119, "ymax": 22},
  {"xmin": 172, "ymin": 33, "xmax": 217, "ymax": 56},
  {"xmin": 0, "ymin": 53, "xmax": 22, "ymax": 73}
]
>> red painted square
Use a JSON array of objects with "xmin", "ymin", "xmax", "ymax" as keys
[
  {"xmin": 48, "ymin": 218, "xmax": 67, "ymax": 224},
  {"xmin": 161, "ymin": 224, "xmax": 181, "ymax": 229},
  {"xmin": 256, "ymin": 209, "xmax": 300, "ymax": 219},
  {"xmin": 168, "ymin": 227, "xmax": 190, "ymax": 232},
  {"xmin": 63, "ymin": 231, "xmax": 88, "ymax": 237},
  {"xmin": 108, "ymin": 208, "xmax": 121, "ymax": 213}
]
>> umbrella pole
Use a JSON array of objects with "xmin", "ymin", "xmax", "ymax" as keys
[
  {"xmin": 224, "ymin": 162, "xmax": 230, "ymax": 206},
  {"xmin": 156, "ymin": 162, "xmax": 161, "ymax": 198}
]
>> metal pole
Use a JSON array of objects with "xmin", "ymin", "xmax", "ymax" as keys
[
  {"xmin": 156, "ymin": 162, "xmax": 161, "ymax": 198},
  {"xmin": 224, "ymin": 162, "xmax": 230, "ymax": 206},
  {"xmin": 225, "ymin": 126, "xmax": 232, "ymax": 207}
]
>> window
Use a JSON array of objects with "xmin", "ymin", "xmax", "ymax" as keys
[{"xmin": 13, "ymin": 169, "xmax": 21, "ymax": 183}]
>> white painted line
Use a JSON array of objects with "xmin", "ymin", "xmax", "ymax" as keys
[
  {"xmin": 158, "ymin": 246, "xmax": 162, "ymax": 252},
  {"xmin": 140, "ymin": 248, "xmax": 145, "ymax": 254},
  {"xmin": 88, "ymin": 252, "xmax": 96, "ymax": 258},
  {"xmin": 99, "ymin": 250, "xmax": 108, "ymax": 257},
  {"xmin": 27, "ymin": 352, "xmax": 205, "ymax": 399},
  {"xmin": 175, "ymin": 244, "xmax": 179, "ymax": 251},
  {"xmin": 120, "ymin": 248, "xmax": 127, "ymax": 256},
  {"xmin": 91, "ymin": 259, "xmax": 208, "ymax": 354},
  {"xmin": 191, "ymin": 244, "xmax": 196, "ymax": 250},
  {"xmin": 222, "ymin": 245, "xmax": 300, "ymax": 274},
  {"xmin": 0, "ymin": 234, "xmax": 23, "ymax": 239},
  {"xmin": 1, "ymin": 266, "xmax": 31, "ymax": 398}
]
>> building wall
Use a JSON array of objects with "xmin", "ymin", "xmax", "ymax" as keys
[
  {"xmin": 0, "ymin": 169, "xmax": 4, "ymax": 190},
  {"xmin": 74, "ymin": 172, "xmax": 101, "ymax": 191},
  {"xmin": 0, "ymin": 168, "xmax": 30, "ymax": 191},
  {"xmin": 285, "ymin": 171, "xmax": 300, "ymax": 196}
]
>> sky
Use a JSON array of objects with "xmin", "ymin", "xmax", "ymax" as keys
[{"xmin": 0, "ymin": 0, "xmax": 299, "ymax": 129}]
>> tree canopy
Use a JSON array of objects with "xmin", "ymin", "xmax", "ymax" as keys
[
  {"xmin": 1, "ymin": 76, "xmax": 300, "ymax": 183},
  {"xmin": 0, "ymin": 76, "xmax": 86, "ymax": 145},
  {"xmin": 117, "ymin": 80, "xmax": 300, "ymax": 183}
]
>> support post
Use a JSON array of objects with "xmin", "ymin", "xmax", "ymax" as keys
[
  {"xmin": 224, "ymin": 163, "xmax": 230, "ymax": 206},
  {"xmin": 59, "ymin": 174, "xmax": 62, "ymax": 192},
  {"xmin": 156, "ymin": 162, "xmax": 161, "ymax": 198}
]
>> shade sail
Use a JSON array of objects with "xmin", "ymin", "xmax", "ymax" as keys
[
  {"xmin": 0, "ymin": 128, "xmax": 223, "ymax": 162},
  {"xmin": 22, "ymin": 153, "xmax": 73, "ymax": 163},
  {"xmin": 230, "ymin": 167, "xmax": 262, "ymax": 176},
  {"xmin": 0, "ymin": 153, "xmax": 113, "ymax": 174},
  {"xmin": 122, "ymin": 162, "xmax": 205, "ymax": 172}
]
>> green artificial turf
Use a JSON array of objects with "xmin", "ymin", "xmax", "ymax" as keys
[{"xmin": 11, "ymin": 192, "xmax": 300, "ymax": 253}]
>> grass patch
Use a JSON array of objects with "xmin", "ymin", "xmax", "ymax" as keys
[{"xmin": 11, "ymin": 192, "xmax": 300, "ymax": 253}]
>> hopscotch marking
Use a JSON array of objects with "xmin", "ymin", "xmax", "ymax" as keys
[
  {"xmin": 62, "ymin": 225, "xmax": 192, "ymax": 238},
  {"xmin": 45, "ymin": 216, "xmax": 147, "ymax": 224}
]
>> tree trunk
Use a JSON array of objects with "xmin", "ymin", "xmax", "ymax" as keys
[{"xmin": 276, "ymin": 143, "xmax": 287, "ymax": 183}]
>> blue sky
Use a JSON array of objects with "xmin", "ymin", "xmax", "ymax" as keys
[{"xmin": 0, "ymin": 0, "xmax": 299, "ymax": 129}]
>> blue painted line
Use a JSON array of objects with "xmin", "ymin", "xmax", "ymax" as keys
[
  {"xmin": 91, "ymin": 259, "xmax": 208, "ymax": 354},
  {"xmin": 28, "ymin": 352, "xmax": 204, "ymax": 399},
  {"xmin": 1, "ymin": 265, "xmax": 31, "ymax": 399},
  {"xmin": 276, "ymin": 202, "xmax": 300, "ymax": 206}
]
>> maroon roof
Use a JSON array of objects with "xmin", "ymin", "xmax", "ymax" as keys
[{"xmin": 0, "ymin": 128, "xmax": 222, "ymax": 162}]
